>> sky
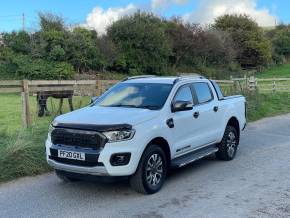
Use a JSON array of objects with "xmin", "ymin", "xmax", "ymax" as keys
[{"xmin": 0, "ymin": 0, "xmax": 288, "ymax": 34}]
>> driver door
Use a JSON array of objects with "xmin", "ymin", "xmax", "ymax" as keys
[{"xmin": 171, "ymin": 84, "xmax": 197, "ymax": 157}]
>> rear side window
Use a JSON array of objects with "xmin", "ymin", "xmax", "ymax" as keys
[
  {"xmin": 192, "ymin": 83, "xmax": 213, "ymax": 104},
  {"xmin": 174, "ymin": 86, "xmax": 193, "ymax": 103}
]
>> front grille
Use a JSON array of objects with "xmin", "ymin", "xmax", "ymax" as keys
[
  {"xmin": 49, "ymin": 156, "xmax": 104, "ymax": 167},
  {"xmin": 51, "ymin": 128, "xmax": 107, "ymax": 149}
]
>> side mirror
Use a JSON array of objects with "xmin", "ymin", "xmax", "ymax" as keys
[
  {"xmin": 90, "ymin": 96, "xmax": 98, "ymax": 104},
  {"xmin": 171, "ymin": 101, "xmax": 193, "ymax": 112}
]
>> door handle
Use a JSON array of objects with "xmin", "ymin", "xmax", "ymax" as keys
[
  {"xmin": 213, "ymin": 106, "xmax": 219, "ymax": 112},
  {"xmin": 193, "ymin": 111, "xmax": 199, "ymax": 118}
]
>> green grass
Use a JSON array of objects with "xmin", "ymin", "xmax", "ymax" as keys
[
  {"xmin": 245, "ymin": 92, "xmax": 290, "ymax": 121},
  {"xmin": 1, "ymin": 90, "xmax": 290, "ymax": 183},
  {"xmin": 0, "ymin": 94, "xmax": 90, "ymax": 183},
  {"xmin": 257, "ymin": 63, "xmax": 290, "ymax": 78}
]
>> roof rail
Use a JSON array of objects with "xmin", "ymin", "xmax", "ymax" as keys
[
  {"xmin": 173, "ymin": 73, "xmax": 206, "ymax": 84},
  {"xmin": 177, "ymin": 73, "xmax": 205, "ymax": 79},
  {"xmin": 122, "ymin": 75, "xmax": 156, "ymax": 81}
]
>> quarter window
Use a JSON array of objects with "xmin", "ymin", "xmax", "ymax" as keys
[{"xmin": 193, "ymin": 83, "xmax": 213, "ymax": 104}]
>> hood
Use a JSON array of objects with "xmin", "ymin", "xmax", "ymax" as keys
[{"xmin": 54, "ymin": 105, "xmax": 160, "ymax": 127}]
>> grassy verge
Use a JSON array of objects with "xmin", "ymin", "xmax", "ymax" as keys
[
  {"xmin": 0, "ymin": 94, "xmax": 90, "ymax": 183},
  {"xmin": 246, "ymin": 92, "xmax": 290, "ymax": 121},
  {"xmin": 1, "ymin": 91, "xmax": 290, "ymax": 183}
]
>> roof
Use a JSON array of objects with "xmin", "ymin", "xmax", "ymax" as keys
[{"xmin": 123, "ymin": 75, "xmax": 207, "ymax": 84}]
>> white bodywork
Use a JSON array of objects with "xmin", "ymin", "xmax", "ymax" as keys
[{"xmin": 46, "ymin": 77, "xmax": 246, "ymax": 176}]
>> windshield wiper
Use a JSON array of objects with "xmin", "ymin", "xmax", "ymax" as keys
[
  {"xmin": 109, "ymin": 104, "xmax": 159, "ymax": 110},
  {"xmin": 110, "ymin": 104, "xmax": 138, "ymax": 108},
  {"xmin": 138, "ymin": 105, "xmax": 160, "ymax": 110}
]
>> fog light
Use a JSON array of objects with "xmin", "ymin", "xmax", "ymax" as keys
[{"xmin": 110, "ymin": 153, "xmax": 131, "ymax": 166}]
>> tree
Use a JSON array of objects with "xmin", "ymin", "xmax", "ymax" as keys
[
  {"xmin": 213, "ymin": 14, "xmax": 272, "ymax": 69},
  {"xmin": 164, "ymin": 18, "xmax": 203, "ymax": 68},
  {"xmin": 39, "ymin": 12, "xmax": 65, "ymax": 32},
  {"xmin": 36, "ymin": 13, "xmax": 68, "ymax": 62},
  {"xmin": 107, "ymin": 12, "xmax": 171, "ymax": 75},
  {"xmin": 66, "ymin": 27, "xmax": 104, "ymax": 73},
  {"xmin": 270, "ymin": 24, "xmax": 290, "ymax": 62},
  {"xmin": 164, "ymin": 18, "xmax": 236, "ymax": 77},
  {"xmin": 97, "ymin": 35, "xmax": 118, "ymax": 70},
  {"xmin": 3, "ymin": 31, "xmax": 31, "ymax": 54}
]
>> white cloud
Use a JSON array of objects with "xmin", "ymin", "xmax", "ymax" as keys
[
  {"xmin": 151, "ymin": 0, "xmax": 188, "ymax": 11},
  {"xmin": 85, "ymin": 4, "xmax": 138, "ymax": 35},
  {"xmin": 85, "ymin": 0, "xmax": 277, "ymax": 35},
  {"xmin": 183, "ymin": 0, "xmax": 277, "ymax": 27}
]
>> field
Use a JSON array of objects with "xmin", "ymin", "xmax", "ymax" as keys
[
  {"xmin": 257, "ymin": 63, "xmax": 290, "ymax": 78},
  {"xmin": 0, "ymin": 94, "xmax": 90, "ymax": 182}
]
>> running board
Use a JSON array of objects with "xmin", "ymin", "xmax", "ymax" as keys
[{"xmin": 170, "ymin": 145, "xmax": 218, "ymax": 168}]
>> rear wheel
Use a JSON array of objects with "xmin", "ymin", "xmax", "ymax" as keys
[
  {"xmin": 216, "ymin": 126, "xmax": 239, "ymax": 161},
  {"xmin": 55, "ymin": 170, "xmax": 80, "ymax": 182},
  {"xmin": 130, "ymin": 144, "xmax": 167, "ymax": 194}
]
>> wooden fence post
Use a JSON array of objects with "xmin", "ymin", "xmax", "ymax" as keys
[
  {"xmin": 21, "ymin": 80, "xmax": 31, "ymax": 128},
  {"xmin": 248, "ymin": 76, "xmax": 256, "ymax": 91},
  {"xmin": 230, "ymin": 76, "xmax": 237, "ymax": 93},
  {"xmin": 273, "ymin": 78, "xmax": 276, "ymax": 93},
  {"xmin": 96, "ymin": 79, "xmax": 101, "ymax": 96}
]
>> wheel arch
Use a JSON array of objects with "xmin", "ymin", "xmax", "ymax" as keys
[
  {"xmin": 226, "ymin": 116, "xmax": 240, "ymax": 142},
  {"xmin": 146, "ymin": 137, "xmax": 171, "ymax": 166}
]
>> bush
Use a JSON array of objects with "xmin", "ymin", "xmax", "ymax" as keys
[
  {"xmin": 1, "ymin": 52, "xmax": 75, "ymax": 79},
  {"xmin": 108, "ymin": 12, "xmax": 171, "ymax": 75},
  {"xmin": 214, "ymin": 14, "xmax": 272, "ymax": 68}
]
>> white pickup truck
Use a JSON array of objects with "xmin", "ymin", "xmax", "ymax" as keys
[{"xmin": 46, "ymin": 75, "xmax": 246, "ymax": 194}]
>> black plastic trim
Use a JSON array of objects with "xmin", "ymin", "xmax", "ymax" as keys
[
  {"xmin": 110, "ymin": 153, "xmax": 131, "ymax": 166},
  {"xmin": 55, "ymin": 170, "xmax": 128, "ymax": 182},
  {"xmin": 53, "ymin": 123, "xmax": 132, "ymax": 132}
]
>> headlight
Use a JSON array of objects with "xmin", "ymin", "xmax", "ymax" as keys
[
  {"xmin": 103, "ymin": 130, "xmax": 135, "ymax": 142},
  {"xmin": 48, "ymin": 124, "xmax": 55, "ymax": 137}
]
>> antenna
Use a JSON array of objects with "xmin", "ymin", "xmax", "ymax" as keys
[{"xmin": 22, "ymin": 13, "xmax": 25, "ymax": 31}]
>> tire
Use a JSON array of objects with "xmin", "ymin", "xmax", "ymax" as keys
[
  {"xmin": 216, "ymin": 125, "xmax": 239, "ymax": 161},
  {"xmin": 55, "ymin": 170, "xmax": 80, "ymax": 182},
  {"xmin": 130, "ymin": 144, "xmax": 167, "ymax": 194}
]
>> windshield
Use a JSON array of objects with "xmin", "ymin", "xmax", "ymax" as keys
[{"xmin": 94, "ymin": 83, "xmax": 173, "ymax": 110}]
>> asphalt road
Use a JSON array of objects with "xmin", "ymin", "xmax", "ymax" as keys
[{"xmin": 1, "ymin": 114, "xmax": 290, "ymax": 218}]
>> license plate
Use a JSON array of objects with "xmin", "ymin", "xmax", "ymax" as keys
[{"xmin": 58, "ymin": 150, "xmax": 85, "ymax": 161}]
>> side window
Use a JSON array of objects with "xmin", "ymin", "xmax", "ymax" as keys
[
  {"xmin": 174, "ymin": 86, "xmax": 193, "ymax": 103},
  {"xmin": 193, "ymin": 83, "xmax": 213, "ymax": 104}
]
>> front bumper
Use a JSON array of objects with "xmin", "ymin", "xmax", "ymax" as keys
[
  {"xmin": 47, "ymin": 159, "xmax": 109, "ymax": 176},
  {"xmin": 45, "ymin": 136, "xmax": 141, "ymax": 177}
]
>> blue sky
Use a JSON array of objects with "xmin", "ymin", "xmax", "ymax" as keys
[{"xmin": 0, "ymin": 0, "xmax": 288, "ymax": 33}]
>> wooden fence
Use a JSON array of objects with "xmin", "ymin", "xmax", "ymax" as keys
[
  {"xmin": 0, "ymin": 77, "xmax": 288, "ymax": 128},
  {"xmin": 0, "ymin": 80, "xmax": 119, "ymax": 128}
]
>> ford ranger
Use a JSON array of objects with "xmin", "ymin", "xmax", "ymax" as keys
[{"xmin": 46, "ymin": 75, "xmax": 246, "ymax": 194}]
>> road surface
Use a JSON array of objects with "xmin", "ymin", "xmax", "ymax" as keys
[{"xmin": 1, "ymin": 114, "xmax": 290, "ymax": 218}]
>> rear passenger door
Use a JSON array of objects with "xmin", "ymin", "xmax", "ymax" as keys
[{"xmin": 191, "ymin": 82, "xmax": 220, "ymax": 146}]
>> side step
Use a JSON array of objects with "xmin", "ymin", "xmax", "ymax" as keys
[{"xmin": 170, "ymin": 145, "xmax": 218, "ymax": 168}]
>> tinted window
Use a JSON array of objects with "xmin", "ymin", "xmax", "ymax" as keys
[
  {"xmin": 174, "ymin": 86, "xmax": 193, "ymax": 103},
  {"xmin": 193, "ymin": 83, "xmax": 213, "ymax": 104},
  {"xmin": 94, "ymin": 83, "xmax": 173, "ymax": 110}
]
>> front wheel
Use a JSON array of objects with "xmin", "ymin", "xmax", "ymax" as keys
[
  {"xmin": 216, "ymin": 126, "xmax": 239, "ymax": 161},
  {"xmin": 130, "ymin": 145, "xmax": 167, "ymax": 194}
]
